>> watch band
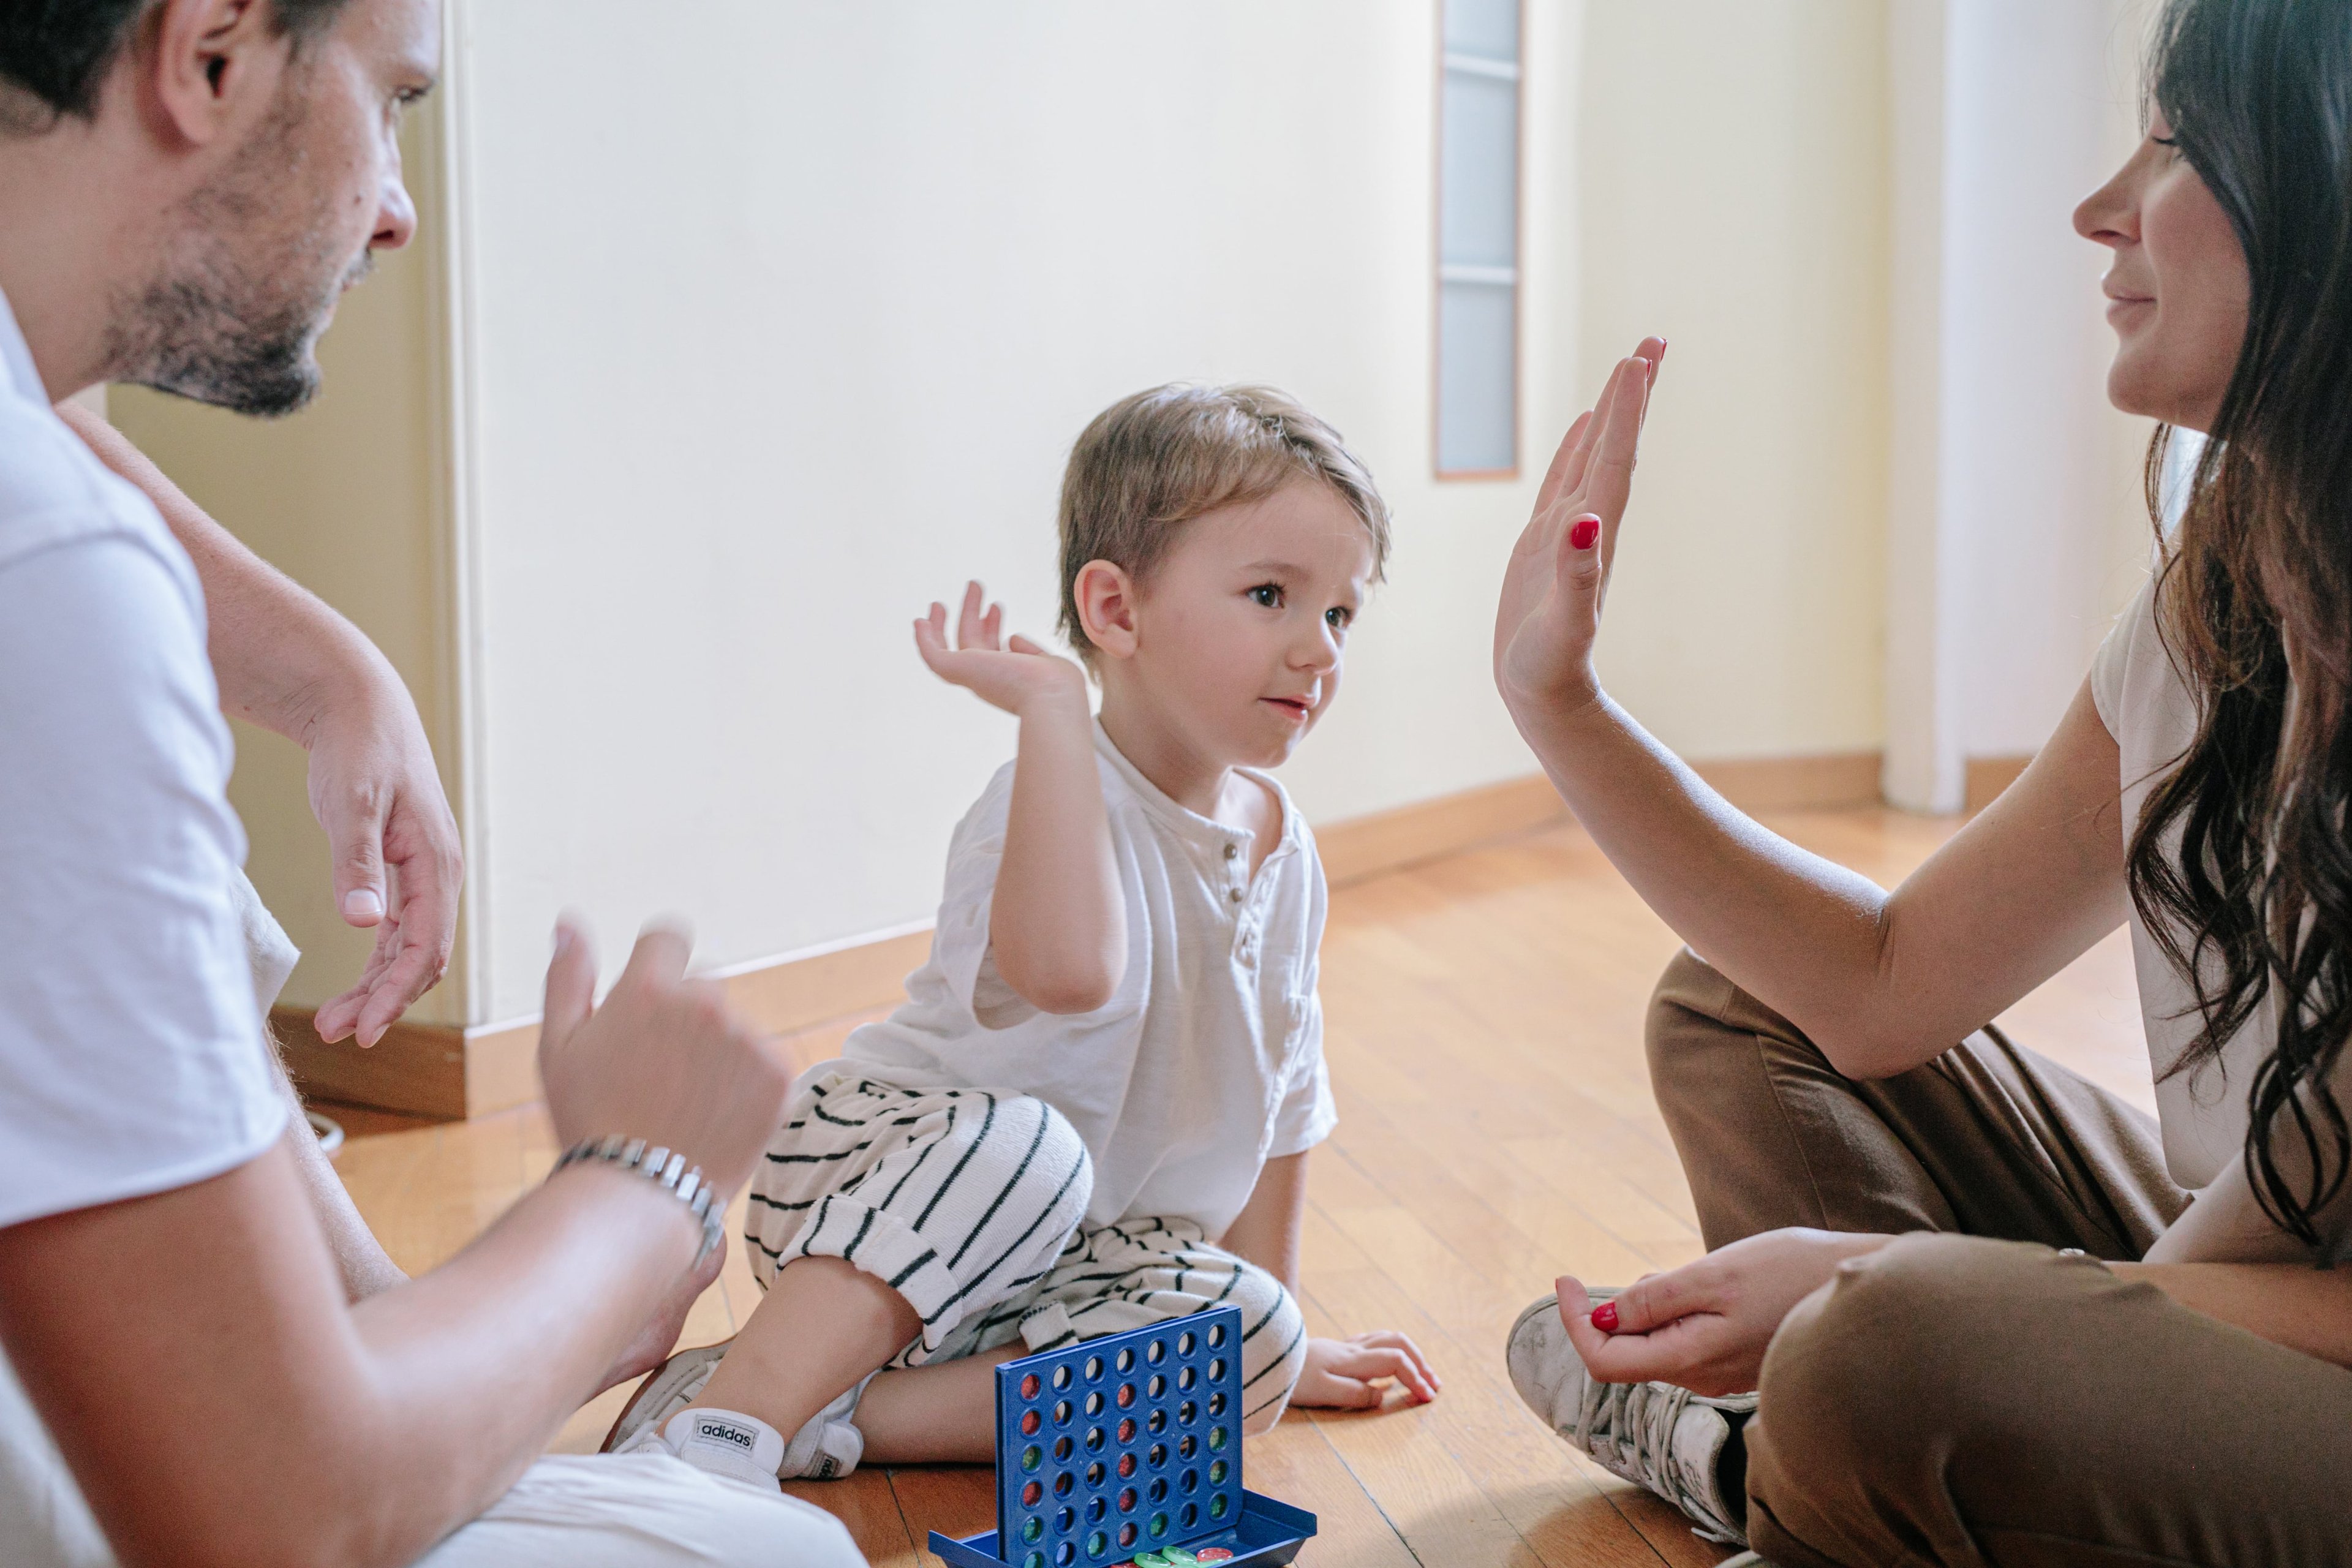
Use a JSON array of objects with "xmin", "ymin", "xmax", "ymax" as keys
[{"xmin": 553, "ymin": 1134, "xmax": 726, "ymax": 1266}]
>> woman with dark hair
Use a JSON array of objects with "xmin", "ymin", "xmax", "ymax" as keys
[{"xmin": 1493, "ymin": 1, "xmax": 2352, "ymax": 1562}]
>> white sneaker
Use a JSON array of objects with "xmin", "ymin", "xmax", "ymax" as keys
[
  {"xmin": 606, "ymin": 1341, "xmax": 872, "ymax": 1482},
  {"xmin": 1506, "ymin": 1289, "xmax": 1756, "ymax": 1547}
]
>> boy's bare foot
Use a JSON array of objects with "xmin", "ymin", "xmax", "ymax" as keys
[{"xmin": 595, "ymin": 1232, "xmax": 727, "ymax": 1396}]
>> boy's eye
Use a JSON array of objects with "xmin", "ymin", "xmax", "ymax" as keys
[
  {"xmin": 1248, "ymin": 584, "xmax": 1283, "ymax": 608},
  {"xmin": 1325, "ymin": 606, "xmax": 1352, "ymax": 630}
]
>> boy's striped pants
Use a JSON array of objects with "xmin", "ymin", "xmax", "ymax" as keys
[{"xmin": 747, "ymin": 1073, "xmax": 1309, "ymax": 1427}]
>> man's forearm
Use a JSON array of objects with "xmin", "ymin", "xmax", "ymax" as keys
[{"xmin": 55, "ymin": 401, "xmax": 389, "ymax": 742}]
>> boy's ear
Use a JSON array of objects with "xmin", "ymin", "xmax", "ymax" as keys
[{"xmin": 1074, "ymin": 559, "xmax": 1141, "ymax": 662}]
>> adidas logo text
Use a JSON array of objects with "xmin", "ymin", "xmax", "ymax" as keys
[{"xmin": 696, "ymin": 1420, "xmax": 757, "ymax": 1451}]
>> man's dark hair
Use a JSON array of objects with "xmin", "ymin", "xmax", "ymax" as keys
[{"xmin": 0, "ymin": 0, "xmax": 353, "ymax": 125}]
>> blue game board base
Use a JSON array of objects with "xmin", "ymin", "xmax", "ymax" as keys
[{"xmin": 929, "ymin": 1489, "xmax": 1316, "ymax": 1568}]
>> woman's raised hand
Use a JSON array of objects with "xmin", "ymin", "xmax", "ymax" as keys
[
  {"xmin": 914, "ymin": 580, "xmax": 1088, "ymax": 717},
  {"xmin": 1493, "ymin": 337, "xmax": 1666, "ymax": 717}
]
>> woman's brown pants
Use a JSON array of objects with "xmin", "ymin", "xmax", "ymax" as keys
[{"xmin": 1645, "ymin": 948, "xmax": 2352, "ymax": 1568}]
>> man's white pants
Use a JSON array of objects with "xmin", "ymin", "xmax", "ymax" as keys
[
  {"xmin": 0, "ymin": 1358, "xmax": 863, "ymax": 1568},
  {"xmin": 416, "ymin": 1452, "xmax": 862, "ymax": 1567}
]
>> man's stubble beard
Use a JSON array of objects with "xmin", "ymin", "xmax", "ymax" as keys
[{"xmin": 103, "ymin": 76, "xmax": 372, "ymax": 418}]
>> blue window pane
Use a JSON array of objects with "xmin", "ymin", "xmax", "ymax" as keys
[
  {"xmin": 1440, "ymin": 71, "xmax": 1518, "ymax": 268},
  {"xmin": 1437, "ymin": 281, "xmax": 1516, "ymax": 473},
  {"xmin": 1444, "ymin": 0, "xmax": 1520, "ymax": 63}
]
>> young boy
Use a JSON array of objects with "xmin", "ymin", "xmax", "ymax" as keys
[{"xmin": 609, "ymin": 383, "xmax": 1439, "ymax": 1487}]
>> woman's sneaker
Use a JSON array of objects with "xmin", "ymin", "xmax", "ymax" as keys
[
  {"xmin": 605, "ymin": 1341, "xmax": 870, "ymax": 1482},
  {"xmin": 1504, "ymin": 1289, "xmax": 1756, "ymax": 1547}
]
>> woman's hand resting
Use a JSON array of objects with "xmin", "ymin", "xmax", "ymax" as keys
[
  {"xmin": 1555, "ymin": 1227, "xmax": 1892, "ymax": 1398},
  {"xmin": 1493, "ymin": 337, "xmax": 1667, "ymax": 718}
]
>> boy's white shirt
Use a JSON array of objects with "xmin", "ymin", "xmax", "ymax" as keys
[{"xmin": 816, "ymin": 720, "xmax": 1337, "ymax": 1240}]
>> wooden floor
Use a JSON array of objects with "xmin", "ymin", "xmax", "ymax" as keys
[{"xmin": 327, "ymin": 807, "xmax": 2148, "ymax": 1568}]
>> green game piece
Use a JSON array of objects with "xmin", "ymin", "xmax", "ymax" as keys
[
  {"xmin": 1163, "ymin": 1551, "xmax": 1201, "ymax": 1566},
  {"xmin": 1131, "ymin": 1552, "xmax": 1172, "ymax": 1568}
]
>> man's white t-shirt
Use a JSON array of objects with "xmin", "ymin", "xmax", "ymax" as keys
[
  {"xmin": 0, "ymin": 290, "xmax": 286, "ymax": 1231},
  {"xmin": 823, "ymin": 722, "xmax": 1338, "ymax": 1240}
]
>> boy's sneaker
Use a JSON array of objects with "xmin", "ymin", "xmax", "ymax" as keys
[
  {"xmin": 605, "ymin": 1341, "xmax": 871, "ymax": 1482},
  {"xmin": 1505, "ymin": 1289, "xmax": 1757, "ymax": 1547}
]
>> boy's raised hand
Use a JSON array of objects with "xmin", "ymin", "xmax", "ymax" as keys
[{"xmin": 915, "ymin": 580, "xmax": 1088, "ymax": 717}]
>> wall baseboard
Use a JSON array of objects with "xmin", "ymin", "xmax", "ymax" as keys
[
  {"xmin": 1965, "ymin": 755, "xmax": 2033, "ymax": 813},
  {"xmin": 1694, "ymin": 751, "xmax": 1885, "ymax": 812},
  {"xmin": 282, "ymin": 750, "xmax": 1888, "ymax": 1119},
  {"xmin": 1318, "ymin": 774, "xmax": 1569, "ymax": 886}
]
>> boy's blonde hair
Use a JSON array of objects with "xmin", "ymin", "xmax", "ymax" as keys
[{"xmin": 1057, "ymin": 383, "xmax": 1391, "ymax": 665}]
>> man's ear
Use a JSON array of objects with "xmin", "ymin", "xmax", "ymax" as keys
[
  {"xmin": 143, "ymin": 0, "xmax": 290, "ymax": 148},
  {"xmin": 1074, "ymin": 559, "xmax": 1142, "ymax": 663}
]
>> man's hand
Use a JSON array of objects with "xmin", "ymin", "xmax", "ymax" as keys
[
  {"xmin": 1555, "ymin": 1228, "xmax": 1891, "ymax": 1398},
  {"xmin": 914, "ymin": 581, "xmax": 1089, "ymax": 718},
  {"xmin": 55, "ymin": 401, "xmax": 462, "ymax": 1046},
  {"xmin": 538, "ymin": 921, "xmax": 794, "ymax": 1202},
  {"xmin": 306, "ymin": 676, "xmax": 462, "ymax": 1046},
  {"xmin": 1291, "ymin": 1331, "xmax": 1441, "ymax": 1409},
  {"xmin": 1493, "ymin": 336, "xmax": 1666, "ymax": 717}
]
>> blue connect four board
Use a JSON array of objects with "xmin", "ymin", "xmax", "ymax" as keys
[{"xmin": 927, "ymin": 1305, "xmax": 1316, "ymax": 1568}]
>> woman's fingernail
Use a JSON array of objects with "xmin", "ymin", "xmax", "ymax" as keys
[
  {"xmin": 1570, "ymin": 517, "xmax": 1600, "ymax": 551},
  {"xmin": 1590, "ymin": 1300, "xmax": 1620, "ymax": 1333}
]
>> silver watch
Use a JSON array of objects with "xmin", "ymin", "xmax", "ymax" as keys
[{"xmin": 552, "ymin": 1134, "xmax": 725, "ymax": 1265}]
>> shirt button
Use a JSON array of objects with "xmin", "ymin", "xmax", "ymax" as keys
[
  {"xmin": 1224, "ymin": 843, "xmax": 1238, "ymax": 860},
  {"xmin": 1229, "ymin": 888, "xmax": 1243, "ymax": 904}
]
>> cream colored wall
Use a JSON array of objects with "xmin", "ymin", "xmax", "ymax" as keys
[
  {"xmin": 1575, "ymin": 1, "xmax": 1893, "ymax": 761},
  {"xmin": 110, "ymin": 113, "xmax": 463, "ymax": 1025}
]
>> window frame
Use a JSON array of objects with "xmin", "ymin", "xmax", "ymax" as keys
[{"xmin": 1431, "ymin": 0, "xmax": 1526, "ymax": 483}]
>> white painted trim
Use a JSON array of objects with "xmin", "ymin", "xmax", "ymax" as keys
[
  {"xmin": 700, "ymin": 917, "xmax": 937, "ymax": 983},
  {"xmin": 1882, "ymin": 0, "xmax": 1966, "ymax": 813},
  {"xmin": 463, "ymin": 916, "xmax": 940, "ymax": 1040},
  {"xmin": 433, "ymin": 0, "xmax": 498, "ymax": 1028}
]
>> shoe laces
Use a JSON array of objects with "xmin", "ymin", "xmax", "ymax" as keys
[{"xmin": 1571, "ymin": 1376, "xmax": 1744, "ymax": 1547}]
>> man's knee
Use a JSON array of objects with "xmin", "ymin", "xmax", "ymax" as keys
[
  {"xmin": 1227, "ymin": 1265, "xmax": 1306, "ymax": 1434},
  {"xmin": 424, "ymin": 1454, "xmax": 869, "ymax": 1567}
]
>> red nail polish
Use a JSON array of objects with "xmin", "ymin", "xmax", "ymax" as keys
[
  {"xmin": 1570, "ymin": 518, "xmax": 1600, "ymax": 551},
  {"xmin": 1590, "ymin": 1300, "xmax": 1619, "ymax": 1333}
]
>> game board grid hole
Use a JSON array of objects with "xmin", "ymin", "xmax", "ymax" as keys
[{"xmin": 1008, "ymin": 1319, "xmax": 1238, "ymax": 1568}]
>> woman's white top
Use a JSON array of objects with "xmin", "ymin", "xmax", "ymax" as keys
[
  {"xmin": 823, "ymin": 722, "xmax": 1337, "ymax": 1240},
  {"xmin": 2090, "ymin": 574, "xmax": 2280, "ymax": 1188}
]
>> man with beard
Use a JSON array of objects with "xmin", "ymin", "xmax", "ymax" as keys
[{"xmin": 0, "ymin": 4, "xmax": 865, "ymax": 1566}]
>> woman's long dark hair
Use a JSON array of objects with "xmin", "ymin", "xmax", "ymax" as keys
[{"xmin": 2131, "ymin": 0, "xmax": 2352, "ymax": 1246}]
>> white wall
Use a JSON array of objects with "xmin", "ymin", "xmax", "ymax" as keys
[
  {"xmin": 110, "ymin": 2, "xmax": 2108, "ymax": 1031},
  {"xmin": 1883, "ymin": 0, "xmax": 2158, "ymax": 810},
  {"xmin": 1576, "ymin": 1, "xmax": 1893, "ymax": 763},
  {"xmin": 448, "ymin": 1, "xmax": 1596, "ymax": 1023}
]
